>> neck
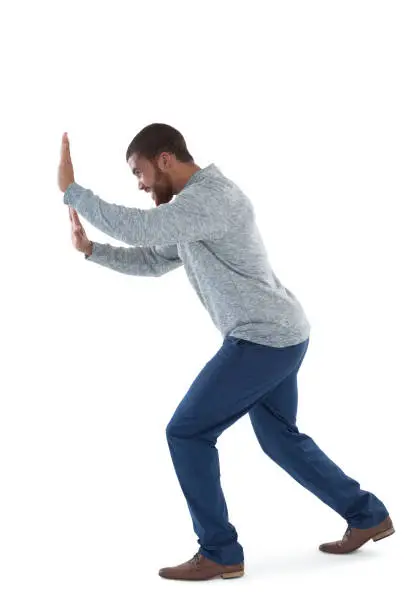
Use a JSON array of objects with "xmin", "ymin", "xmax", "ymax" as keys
[{"xmin": 172, "ymin": 163, "xmax": 202, "ymax": 194}]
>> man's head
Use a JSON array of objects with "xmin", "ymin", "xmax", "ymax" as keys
[{"xmin": 126, "ymin": 123, "xmax": 201, "ymax": 207}]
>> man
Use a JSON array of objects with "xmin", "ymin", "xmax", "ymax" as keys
[{"xmin": 58, "ymin": 123, "xmax": 394, "ymax": 581}]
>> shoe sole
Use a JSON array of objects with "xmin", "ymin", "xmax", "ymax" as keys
[
  {"xmin": 372, "ymin": 526, "xmax": 395, "ymax": 542},
  {"xmin": 221, "ymin": 570, "xmax": 245, "ymax": 579},
  {"xmin": 159, "ymin": 570, "xmax": 245, "ymax": 580}
]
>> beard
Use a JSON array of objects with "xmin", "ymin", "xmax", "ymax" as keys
[{"xmin": 152, "ymin": 166, "xmax": 173, "ymax": 206}]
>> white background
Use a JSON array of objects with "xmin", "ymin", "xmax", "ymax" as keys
[{"xmin": 0, "ymin": 0, "xmax": 406, "ymax": 609}]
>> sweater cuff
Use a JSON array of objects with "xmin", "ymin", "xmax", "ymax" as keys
[
  {"xmin": 63, "ymin": 182, "xmax": 85, "ymax": 206},
  {"xmin": 84, "ymin": 242, "xmax": 105, "ymax": 261}
]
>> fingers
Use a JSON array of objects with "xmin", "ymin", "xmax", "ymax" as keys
[
  {"xmin": 69, "ymin": 206, "xmax": 82, "ymax": 228},
  {"xmin": 61, "ymin": 132, "xmax": 72, "ymax": 162},
  {"xmin": 72, "ymin": 209, "xmax": 81, "ymax": 225}
]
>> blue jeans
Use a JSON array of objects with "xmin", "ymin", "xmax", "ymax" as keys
[{"xmin": 166, "ymin": 335, "xmax": 389, "ymax": 565}]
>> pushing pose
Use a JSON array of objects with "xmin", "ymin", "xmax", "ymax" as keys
[{"xmin": 58, "ymin": 123, "xmax": 394, "ymax": 581}]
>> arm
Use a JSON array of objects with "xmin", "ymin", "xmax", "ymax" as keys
[
  {"xmin": 63, "ymin": 181, "xmax": 238, "ymax": 246},
  {"xmin": 84, "ymin": 242, "xmax": 183, "ymax": 277}
]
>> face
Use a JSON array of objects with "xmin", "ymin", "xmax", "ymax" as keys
[{"xmin": 128, "ymin": 152, "xmax": 175, "ymax": 207}]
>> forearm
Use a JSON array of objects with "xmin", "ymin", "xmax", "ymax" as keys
[
  {"xmin": 63, "ymin": 181, "xmax": 239, "ymax": 246},
  {"xmin": 84, "ymin": 242, "xmax": 183, "ymax": 276}
]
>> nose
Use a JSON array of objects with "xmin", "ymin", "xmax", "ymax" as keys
[{"xmin": 138, "ymin": 181, "xmax": 145, "ymax": 191}]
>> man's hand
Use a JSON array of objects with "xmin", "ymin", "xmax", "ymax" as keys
[
  {"xmin": 69, "ymin": 207, "xmax": 93, "ymax": 256},
  {"xmin": 58, "ymin": 132, "xmax": 75, "ymax": 192}
]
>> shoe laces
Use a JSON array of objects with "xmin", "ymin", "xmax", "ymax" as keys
[
  {"xmin": 343, "ymin": 526, "xmax": 352, "ymax": 541},
  {"xmin": 189, "ymin": 552, "xmax": 201, "ymax": 567}
]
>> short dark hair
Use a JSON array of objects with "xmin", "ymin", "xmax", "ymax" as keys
[{"xmin": 125, "ymin": 123, "xmax": 194, "ymax": 163}]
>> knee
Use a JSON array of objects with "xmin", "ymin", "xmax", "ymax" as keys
[
  {"xmin": 165, "ymin": 419, "xmax": 176, "ymax": 440},
  {"xmin": 166, "ymin": 417, "xmax": 185, "ymax": 440},
  {"xmin": 166, "ymin": 415, "xmax": 202, "ymax": 441}
]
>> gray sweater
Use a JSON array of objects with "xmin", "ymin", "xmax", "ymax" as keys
[{"xmin": 63, "ymin": 163, "xmax": 311, "ymax": 347}]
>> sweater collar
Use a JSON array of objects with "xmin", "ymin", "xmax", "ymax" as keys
[{"xmin": 182, "ymin": 163, "xmax": 220, "ymax": 190}]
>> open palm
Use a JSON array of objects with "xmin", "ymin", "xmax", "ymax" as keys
[{"xmin": 69, "ymin": 207, "xmax": 91, "ymax": 253}]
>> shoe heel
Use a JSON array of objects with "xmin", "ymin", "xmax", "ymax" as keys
[
  {"xmin": 372, "ymin": 527, "xmax": 395, "ymax": 542},
  {"xmin": 221, "ymin": 570, "xmax": 245, "ymax": 579}
]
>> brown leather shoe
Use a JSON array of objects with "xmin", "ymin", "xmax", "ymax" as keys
[
  {"xmin": 319, "ymin": 515, "xmax": 395, "ymax": 554},
  {"xmin": 158, "ymin": 552, "xmax": 245, "ymax": 581}
]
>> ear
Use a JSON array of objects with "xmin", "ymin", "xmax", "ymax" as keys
[{"xmin": 158, "ymin": 152, "xmax": 172, "ymax": 170}]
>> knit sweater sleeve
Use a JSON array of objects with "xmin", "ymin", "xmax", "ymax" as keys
[
  {"xmin": 63, "ymin": 182, "xmax": 235, "ymax": 246},
  {"xmin": 83, "ymin": 242, "xmax": 183, "ymax": 276}
]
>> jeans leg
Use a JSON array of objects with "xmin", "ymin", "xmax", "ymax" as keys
[
  {"xmin": 166, "ymin": 423, "xmax": 246, "ymax": 565},
  {"xmin": 249, "ymin": 367, "xmax": 389, "ymax": 528},
  {"xmin": 165, "ymin": 336, "xmax": 309, "ymax": 564}
]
